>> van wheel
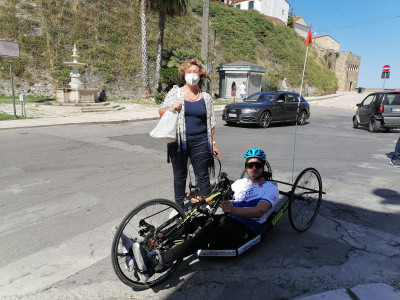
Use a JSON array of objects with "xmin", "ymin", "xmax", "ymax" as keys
[{"xmin": 368, "ymin": 118, "xmax": 381, "ymax": 132}]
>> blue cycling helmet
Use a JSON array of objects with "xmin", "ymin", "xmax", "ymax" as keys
[{"xmin": 244, "ymin": 147, "xmax": 267, "ymax": 162}]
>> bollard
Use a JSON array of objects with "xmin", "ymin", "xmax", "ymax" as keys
[{"xmin": 19, "ymin": 94, "xmax": 26, "ymax": 118}]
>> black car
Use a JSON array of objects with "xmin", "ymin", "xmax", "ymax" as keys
[
  {"xmin": 222, "ymin": 91, "xmax": 310, "ymax": 128},
  {"xmin": 353, "ymin": 91, "xmax": 400, "ymax": 132}
]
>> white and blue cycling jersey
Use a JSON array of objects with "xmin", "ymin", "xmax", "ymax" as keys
[{"xmin": 229, "ymin": 178, "xmax": 279, "ymax": 233}]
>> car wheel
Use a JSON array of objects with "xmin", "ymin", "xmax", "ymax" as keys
[
  {"xmin": 353, "ymin": 116, "xmax": 359, "ymax": 128},
  {"xmin": 297, "ymin": 111, "xmax": 307, "ymax": 125},
  {"xmin": 259, "ymin": 111, "xmax": 271, "ymax": 128},
  {"xmin": 368, "ymin": 118, "xmax": 381, "ymax": 132},
  {"xmin": 226, "ymin": 121, "xmax": 236, "ymax": 126}
]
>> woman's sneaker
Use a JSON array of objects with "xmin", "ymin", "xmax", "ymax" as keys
[
  {"xmin": 132, "ymin": 242, "xmax": 163, "ymax": 283},
  {"xmin": 390, "ymin": 158, "xmax": 400, "ymax": 168}
]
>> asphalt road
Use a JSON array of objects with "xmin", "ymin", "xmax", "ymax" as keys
[{"xmin": 0, "ymin": 98, "xmax": 399, "ymax": 299}]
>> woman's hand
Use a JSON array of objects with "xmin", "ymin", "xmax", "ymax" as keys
[
  {"xmin": 173, "ymin": 101, "xmax": 182, "ymax": 111},
  {"xmin": 213, "ymin": 144, "xmax": 220, "ymax": 157}
]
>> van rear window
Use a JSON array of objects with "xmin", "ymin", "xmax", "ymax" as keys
[{"xmin": 383, "ymin": 94, "xmax": 400, "ymax": 105}]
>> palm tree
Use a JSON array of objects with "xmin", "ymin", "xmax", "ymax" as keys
[
  {"xmin": 140, "ymin": 0, "xmax": 151, "ymax": 97},
  {"xmin": 149, "ymin": 0, "xmax": 188, "ymax": 91}
]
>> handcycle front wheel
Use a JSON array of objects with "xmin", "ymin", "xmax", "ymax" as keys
[
  {"xmin": 111, "ymin": 199, "xmax": 189, "ymax": 289},
  {"xmin": 289, "ymin": 168, "xmax": 322, "ymax": 232}
]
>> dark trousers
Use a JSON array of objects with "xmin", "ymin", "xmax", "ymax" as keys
[
  {"xmin": 393, "ymin": 137, "xmax": 400, "ymax": 161},
  {"xmin": 169, "ymin": 139, "xmax": 212, "ymax": 205},
  {"xmin": 161, "ymin": 215, "xmax": 251, "ymax": 264}
]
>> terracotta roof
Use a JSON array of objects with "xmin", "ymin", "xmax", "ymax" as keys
[
  {"xmin": 312, "ymin": 35, "xmax": 329, "ymax": 39},
  {"xmin": 233, "ymin": 0, "xmax": 248, "ymax": 4}
]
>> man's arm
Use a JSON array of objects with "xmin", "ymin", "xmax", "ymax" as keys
[{"xmin": 220, "ymin": 200, "xmax": 270, "ymax": 218}]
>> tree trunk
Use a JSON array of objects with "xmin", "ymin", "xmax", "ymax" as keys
[
  {"xmin": 140, "ymin": 0, "xmax": 151, "ymax": 97},
  {"xmin": 201, "ymin": 0, "xmax": 210, "ymax": 91},
  {"xmin": 155, "ymin": 8, "xmax": 166, "ymax": 92}
]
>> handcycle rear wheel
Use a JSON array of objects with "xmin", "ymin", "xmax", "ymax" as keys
[
  {"xmin": 111, "ymin": 199, "xmax": 189, "ymax": 289},
  {"xmin": 289, "ymin": 168, "xmax": 322, "ymax": 232}
]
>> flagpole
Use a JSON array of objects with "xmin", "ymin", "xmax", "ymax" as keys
[{"xmin": 291, "ymin": 26, "xmax": 312, "ymax": 183}]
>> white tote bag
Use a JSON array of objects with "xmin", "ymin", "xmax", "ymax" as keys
[{"xmin": 149, "ymin": 109, "xmax": 178, "ymax": 143}]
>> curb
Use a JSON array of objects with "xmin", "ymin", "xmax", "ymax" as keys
[{"xmin": 293, "ymin": 283, "xmax": 400, "ymax": 300}]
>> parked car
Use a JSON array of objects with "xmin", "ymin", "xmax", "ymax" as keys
[
  {"xmin": 353, "ymin": 91, "xmax": 400, "ymax": 132},
  {"xmin": 222, "ymin": 91, "xmax": 310, "ymax": 128}
]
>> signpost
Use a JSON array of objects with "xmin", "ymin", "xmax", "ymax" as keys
[
  {"xmin": 0, "ymin": 40, "xmax": 20, "ymax": 119},
  {"xmin": 381, "ymin": 64, "xmax": 390, "ymax": 90}
]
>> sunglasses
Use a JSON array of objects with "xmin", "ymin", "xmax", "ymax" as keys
[{"xmin": 245, "ymin": 162, "xmax": 264, "ymax": 169}]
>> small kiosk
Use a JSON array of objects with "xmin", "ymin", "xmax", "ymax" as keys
[{"xmin": 216, "ymin": 61, "xmax": 266, "ymax": 99}]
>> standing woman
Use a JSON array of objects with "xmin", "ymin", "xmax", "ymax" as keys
[
  {"xmin": 159, "ymin": 59, "xmax": 220, "ymax": 206},
  {"xmin": 231, "ymin": 81, "xmax": 237, "ymax": 103}
]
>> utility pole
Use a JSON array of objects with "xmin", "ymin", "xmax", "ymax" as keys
[
  {"xmin": 201, "ymin": 0, "xmax": 210, "ymax": 91},
  {"xmin": 9, "ymin": 59, "xmax": 16, "ymax": 118}
]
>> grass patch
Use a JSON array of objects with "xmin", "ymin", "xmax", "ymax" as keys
[
  {"xmin": 0, "ymin": 95, "xmax": 55, "ymax": 104},
  {"xmin": 0, "ymin": 111, "xmax": 18, "ymax": 120}
]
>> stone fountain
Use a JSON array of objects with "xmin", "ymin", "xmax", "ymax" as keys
[
  {"xmin": 55, "ymin": 44, "xmax": 122, "ymax": 111},
  {"xmin": 55, "ymin": 44, "xmax": 97, "ymax": 104}
]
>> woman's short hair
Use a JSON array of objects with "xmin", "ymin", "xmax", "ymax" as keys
[{"xmin": 178, "ymin": 59, "xmax": 207, "ymax": 87}]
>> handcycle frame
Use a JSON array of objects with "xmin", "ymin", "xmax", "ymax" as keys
[{"xmin": 111, "ymin": 162, "xmax": 323, "ymax": 289}]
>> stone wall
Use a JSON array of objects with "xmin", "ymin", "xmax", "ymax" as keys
[{"xmin": 335, "ymin": 51, "xmax": 361, "ymax": 91}]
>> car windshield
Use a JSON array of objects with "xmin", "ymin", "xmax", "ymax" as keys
[
  {"xmin": 382, "ymin": 94, "xmax": 400, "ymax": 105},
  {"xmin": 244, "ymin": 93, "xmax": 275, "ymax": 103}
]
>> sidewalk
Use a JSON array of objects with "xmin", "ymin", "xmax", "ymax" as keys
[
  {"xmin": 0, "ymin": 102, "xmax": 162, "ymax": 130},
  {"xmin": 294, "ymin": 283, "xmax": 399, "ymax": 300}
]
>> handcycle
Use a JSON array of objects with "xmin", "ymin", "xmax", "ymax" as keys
[{"xmin": 111, "ymin": 159, "xmax": 323, "ymax": 289}]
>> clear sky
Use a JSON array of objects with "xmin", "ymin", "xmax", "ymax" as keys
[{"xmin": 288, "ymin": 0, "xmax": 400, "ymax": 89}]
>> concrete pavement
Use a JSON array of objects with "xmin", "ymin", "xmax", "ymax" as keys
[{"xmin": 1, "ymin": 91, "xmax": 399, "ymax": 299}]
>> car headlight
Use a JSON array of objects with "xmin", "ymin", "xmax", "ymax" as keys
[{"xmin": 242, "ymin": 108, "xmax": 259, "ymax": 113}]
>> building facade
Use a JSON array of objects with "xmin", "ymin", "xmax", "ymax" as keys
[
  {"xmin": 234, "ymin": 0, "xmax": 289, "ymax": 24},
  {"xmin": 216, "ymin": 61, "xmax": 267, "ymax": 98},
  {"xmin": 312, "ymin": 35, "xmax": 340, "ymax": 51},
  {"xmin": 292, "ymin": 16, "xmax": 309, "ymax": 39}
]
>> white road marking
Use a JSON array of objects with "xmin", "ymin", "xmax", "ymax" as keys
[
  {"xmin": 0, "ymin": 178, "xmax": 50, "ymax": 194},
  {"xmin": 0, "ymin": 219, "xmax": 120, "ymax": 298}
]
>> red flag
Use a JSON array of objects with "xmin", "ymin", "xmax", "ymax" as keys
[{"xmin": 305, "ymin": 25, "xmax": 312, "ymax": 46}]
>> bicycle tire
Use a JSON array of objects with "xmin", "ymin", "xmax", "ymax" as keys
[
  {"xmin": 240, "ymin": 160, "xmax": 272, "ymax": 179},
  {"xmin": 111, "ymin": 199, "xmax": 189, "ymax": 289},
  {"xmin": 288, "ymin": 168, "xmax": 322, "ymax": 232}
]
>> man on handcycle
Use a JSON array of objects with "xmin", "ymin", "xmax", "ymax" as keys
[{"xmin": 131, "ymin": 147, "xmax": 279, "ymax": 283}]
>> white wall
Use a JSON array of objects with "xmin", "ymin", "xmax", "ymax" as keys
[{"xmin": 235, "ymin": 0, "xmax": 289, "ymax": 24}]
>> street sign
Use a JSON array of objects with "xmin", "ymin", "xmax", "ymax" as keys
[
  {"xmin": 381, "ymin": 71, "xmax": 390, "ymax": 79},
  {"xmin": 0, "ymin": 40, "xmax": 20, "ymax": 58},
  {"xmin": 382, "ymin": 65, "xmax": 390, "ymax": 72}
]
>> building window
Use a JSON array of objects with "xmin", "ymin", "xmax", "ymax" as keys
[
  {"xmin": 282, "ymin": 9, "xmax": 286, "ymax": 15},
  {"xmin": 248, "ymin": 1, "xmax": 254, "ymax": 9},
  {"xmin": 236, "ymin": 4, "xmax": 240, "ymax": 9}
]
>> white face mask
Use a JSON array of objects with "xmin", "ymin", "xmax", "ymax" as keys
[{"xmin": 185, "ymin": 73, "xmax": 200, "ymax": 86}]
